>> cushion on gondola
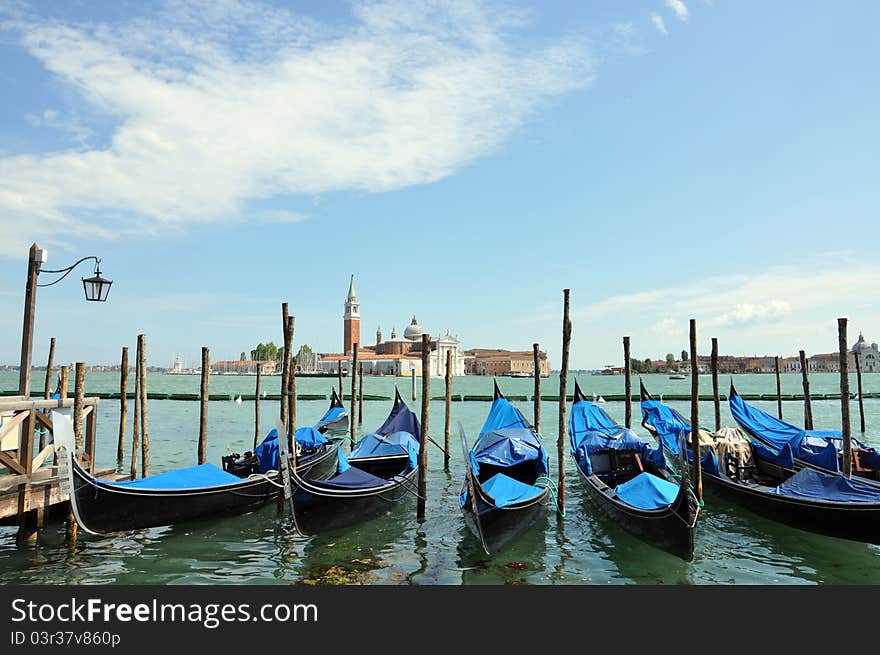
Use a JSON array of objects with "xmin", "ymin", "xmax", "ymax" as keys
[
  {"xmin": 614, "ymin": 472, "xmax": 679, "ymax": 510},
  {"xmin": 771, "ymin": 468, "xmax": 880, "ymax": 503},
  {"xmin": 481, "ymin": 473, "xmax": 545, "ymax": 508},
  {"xmin": 108, "ymin": 464, "xmax": 242, "ymax": 490},
  {"xmin": 308, "ymin": 466, "xmax": 390, "ymax": 490}
]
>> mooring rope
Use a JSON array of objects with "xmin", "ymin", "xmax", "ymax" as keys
[{"xmin": 534, "ymin": 475, "xmax": 565, "ymax": 517}]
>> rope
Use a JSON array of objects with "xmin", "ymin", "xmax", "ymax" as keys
[
  {"xmin": 426, "ymin": 435, "xmax": 449, "ymax": 456},
  {"xmin": 246, "ymin": 471, "xmax": 285, "ymax": 489},
  {"xmin": 534, "ymin": 475, "xmax": 565, "ymax": 517}
]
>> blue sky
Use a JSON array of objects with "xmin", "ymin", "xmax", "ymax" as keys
[{"xmin": 1, "ymin": 0, "xmax": 878, "ymax": 369}]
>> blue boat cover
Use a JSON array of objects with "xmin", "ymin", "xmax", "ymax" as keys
[
  {"xmin": 568, "ymin": 423, "xmax": 665, "ymax": 475},
  {"xmin": 481, "ymin": 473, "xmax": 545, "ymax": 508},
  {"xmin": 569, "ymin": 399, "xmax": 620, "ymax": 438},
  {"xmin": 255, "ymin": 427, "xmax": 328, "ymax": 474},
  {"xmin": 109, "ymin": 463, "xmax": 241, "ymax": 490},
  {"xmin": 376, "ymin": 398, "xmax": 421, "ymax": 440},
  {"xmin": 615, "ymin": 472, "xmax": 680, "ymax": 510},
  {"xmin": 640, "ymin": 399, "xmax": 692, "ymax": 455},
  {"xmin": 309, "ymin": 466, "xmax": 390, "ymax": 490},
  {"xmin": 470, "ymin": 428, "xmax": 549, "ymax": 476},
  {"xmin": 771, "ymin": 468, "xmax": 880, "ymax": 503},
  {"xmin": 480, "ymin": 397, "xmax": 530, "ymax": 435},
  {"xmin": 350, "ymin": 431, "xmax": 419, "ymax": 470},
  {"xmin": 729, "ymin": 394, "xmax": 841, "ymax": 471},
  {"xmin": 336, "ymin": 447, "xmax": 351, "ymax": 473},
  {"xmin": 316, "ymin": 405, "xmax": 347, "ymax": 430}
]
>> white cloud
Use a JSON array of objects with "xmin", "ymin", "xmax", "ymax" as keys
[
  {"xmin": 0, "ymin": 0, "xmax": 595, "ymax": 258},
  {"xmin": 716, "ymin": 300, "xmax": 791, "ymax": 326},
  {"xmin": 664, "ymin": 0, "xmax": 690, "ymax": 22},
  {"xmin": 650, "ymin": 12, "xmax": 668, "ymax": 36}
]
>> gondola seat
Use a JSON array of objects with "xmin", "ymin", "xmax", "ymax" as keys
[{"xmin": 482, "ymin": 473, "xmax": 545, "ymax": 508}]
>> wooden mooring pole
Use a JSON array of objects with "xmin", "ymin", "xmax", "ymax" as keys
[
  {"xmin": 116, "ymin": 346, "xmax": 128, "ymax": 467},
  {"xmin": 623, "ymin": 336, "xmax": 632, "ymax": 429},
  {"xmin": 138, "ymin": 334, "xmax": 149, "ymax": 478},
  {"xmin": 358, "ymin": 362, "xmax": 364, "ymax": 427},
  {"xmin": 838, "ymin": 319, "xmax": 853, "ymax": 478},
  {"xmin": 281, "ymin": 303, "xmax": 290, "ymax": 425},
  {"xmin": 350, "ymin": 343, "xmax": 358, "ymax": 445},
  {"xmin": 799, "ymin": 350, "xmax": 814, "ymax": 430},
  {"xmin": 198, "ymin": 346, "xmax": 209, "ymax": 465},
  {"xmin": 338, "ymin": 360, "xmax": 344, "ymax": 403},
  {"xmin": 689, "ymin": 320, "xmax": 703, "ymax": 503},
  {"xmin": 711, "ymin": 337, "xmax": 720, "ymax": 432},
  {"xmin": 557, "ymin": 289, "xmax": 571, "ymax": 516},
  {"xmin": 39, "ymin": 337, "xmax": 56, "ymax": 451},
  {"xmin": 279, "ymin": 317, "xmax": 295, "ymax": 513},
  {"xmin": 130, "ymin": 346, "xmax": 140, "ymax": 480},
  {"xmin": 254, "ymin": 364, "xmax": 261, "ymax": 450},
  {"xmin": 444, "ymin": 349, "xmax": 452, "ymax": 471},
  {"xmin": 289, "ymin": 344, "xmax": 297, "ymax": 435},
  {"xmin": 66, "ymin": 362, "xmax": 85, "ymax": 544},
  {"xmin": 411, "ymin": 366, "xmax": 417, "ymax": 401},
  {"xmin": 774, "ymin": 356, "xmax": 783, "ymax": 419},
  {"xmin": 855, "ymin": 352, "xmax": 866, "ymax": 433},
  {"xmin": 532, "ymin": 343, "xmax": 541, "ymax": 435},
  {"xmin": 417, "ymin": 334, "xmax": 430, "ymax": 522}
]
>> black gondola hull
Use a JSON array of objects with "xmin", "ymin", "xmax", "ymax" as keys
[
  {"xmin": 290, "ymin": 467, "xmax": 417, "ymax": 536},
  {"xmin": 575, "ymin": 465, "xmax": 696, "ymax": 561},
  {"xmin": 461, "ymin": 482, "xmax": 549, "ymax": 555}
]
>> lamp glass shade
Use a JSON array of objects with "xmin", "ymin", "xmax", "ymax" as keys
[{"xmin": 82, "ymin": 274, "xmax": 112, "ymax": 302}]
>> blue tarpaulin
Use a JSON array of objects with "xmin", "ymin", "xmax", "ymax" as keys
[
  {"xmin": 480, "ymin": 397, "xmax": 530, "ymax": 435},
  {"xmin": 315, "ymin": 405, "xmax": 347, "ymax": 431},
  {"xmin": 109, "ymin": 464, "xmax": 241, "ymax": 490},
  {"xmin": 729, "ymin": 394, "xmax": 842, "ymax": 471},
  {"xmin": 640, "ymin": 399, "xmax": 692, "ymax": 455},
  {"xmin": 350, "ymin": 431, "xmax": 419, "ymax": 470},
  {"xmin": 568, "ymin": 422, "xmax": 665, "ymax": 475},
  {"xmin": 569, "ymin": 400, "xmax": 621, "ymax": 438},
  {"xmin": 255, "ymin": 427, "xmax": 329, "ymax": 473},
  {"xmin": 376, "ymin": 397, "xmax": 421, "ymax": 440},
  {"xmin": 309, "ymin": 466, "xmax": 390, "ymax": 490},
  {"xmin": 615, "ymin": 472, "xmax": 680, "ymax": 510},
  {"xmin": 471, "ymin": 428, "xmax": 548, "ymax": 476},
  {"xmin": 481, "ymin": 473, "xmax": 545, "ymax": 508},
  {"xmin": 771, "ymin": 468, "xmax": 880, "ymax": 503}
]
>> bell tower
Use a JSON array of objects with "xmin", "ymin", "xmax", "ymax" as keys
[{"xmin": 343, "ymin": 274, "xmax": 360, "ymax": 354}]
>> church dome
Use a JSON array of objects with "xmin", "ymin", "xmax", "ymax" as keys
[
  {"xmin": 853, "ymin": 333, "xmax": 867, "ymax": 353},
  {"xmin": 404, "ymin": 315, "xmax": 424, "ymax": 341}
]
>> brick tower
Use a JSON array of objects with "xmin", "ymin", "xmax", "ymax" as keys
[{"xmin": 343, "ymin": 274, "xmax": 360, "ymax": 355}]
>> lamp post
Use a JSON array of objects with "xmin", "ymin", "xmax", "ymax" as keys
[{"xmin": 18, "ymin": 243, "xmax": 112, "ymax": 396}]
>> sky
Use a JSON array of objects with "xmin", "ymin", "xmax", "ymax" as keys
[{"xmin": 0, "ymin": 0, "xmax": 878, "ymax": 370}]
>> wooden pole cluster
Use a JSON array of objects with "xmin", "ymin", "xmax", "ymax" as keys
[
  {"xmin": 623, "ymin": 336, "xmax": 632, "ymax": 428},
  {"xmin": 444, "ymin": 349, "xmax": 452, "ymax": 471},
  {"xmin": 854, "ymin": 353, "xmax": 866, "ymax": 433},
  {"xmin": 358, "ymin": 362, "xmax": 364, "ymax": 427},
  {"xmin": 254, "ymin": 365, "xmax": 262, "ymax": 450},
  {"xmin": 711, "ymin": 337, "xmax": 720, "ymax": 432},
  {"xmin": 39, "ymin": 337, "xmax": 56, "ymax": 451},
  {"xmin": 799, "ymin": 350, "xmax": 814, "ymax": 430},
  {"xmin": 116, "ymin": 347, "xmax": 128, "ymax": 467},
  {"xmin": 281, "ymin": 303, "xmax": 290, "ymax": 426},
  {"xmin": 350, "ymin": 343, "xmax": 358, "ymax": 445},
  {"xmin": 532, "ymin": 343, "xmax": 541, "ymax": 435},
  {"xmin": 774, "ymin": 356, "xmax": 783, "ymax": 419},
  {"xmin": 689, "ymin": 319, "xmax": 703, "ymax": 503},
  {"xmin": 198, "ymin": 346, "xmax": 210, "ymax": 465},
  {"xmin": 417, "ymin": 334, "xmax": 431, "ymax": 522},
  {"xmin": 557, "ymin": 289, "xmax": 571, "ymax": 516},
  {"xmin": 838, "ymin": 318, "xmax": 852, "ymax": 478},
  {"xmin": 138, "ymin": 334, "xmax": 150, "ymax": 478}
]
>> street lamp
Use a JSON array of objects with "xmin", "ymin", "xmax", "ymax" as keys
[{"xmin": 18, "ymin": 243, "xmax": 113, "ymax": 396}]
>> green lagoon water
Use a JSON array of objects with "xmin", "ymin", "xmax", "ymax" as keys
[{"xmin": 1, "ymin": 370, "xmax": 879, "ymax": 585}]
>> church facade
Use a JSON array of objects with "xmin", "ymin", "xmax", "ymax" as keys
[{"xmin": 317, "ymin": 276, "xmax": 466, "ymax": 376}]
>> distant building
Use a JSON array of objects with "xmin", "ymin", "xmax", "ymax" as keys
[
  {"xmin": 212, "ymin": 359, "xmax": 277, "ymax": 375},
  {"xmin": 317, "ymin": 277, "xmax": 466, "ymax": 376},
  {"xmin": 464, "ymin": 348, "xmax": 551, "ymax": 377},
  {"xmin": 780, "ymin": 332, "xmax": 878, "ymax": 373}
]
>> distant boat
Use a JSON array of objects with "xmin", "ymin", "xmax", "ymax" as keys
[
  {"xmin": 668, "ymin": 374, "xmax": 686, "ymax": 380},
  {"xmin": 234, "ymin": 395, "xmax": 243, "ymax": 404}
]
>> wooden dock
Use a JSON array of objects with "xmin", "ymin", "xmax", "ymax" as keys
[{"xmin": 0, "ymin": 395, "xmax": 121, "ymax": 538}]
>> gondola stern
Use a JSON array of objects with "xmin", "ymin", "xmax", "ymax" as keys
[
  {"xmin": 573, "ymin": 379, "xmax": 587, "ymax": 403},
  {"xmin": 493, "ymin": 378, "xmax": 504, "ymax": 400},
  {"xmin": 639, "ymin": 377, "xmax": 653, "ymax": 401}
]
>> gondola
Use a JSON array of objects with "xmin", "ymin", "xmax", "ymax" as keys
[
  {"xmin": 289, "ymin": 388, "xmax": 421, "ymax": 535},
  {"xmin": 64, "ymin": 395, "xmax": 344, "ymax": 536},
  {"xmin": 728, "ymin": 382, "xmax": 880, "ymax": 483},
  {"xmin": 569, "ymin": 382, "xmax": 698, "ymax": 561},
  {"xmin": 641, "ymin": 380, "xmax": 880, "ymax": 544},
  {"xmin": 459, "ymin": 381, "xmax": 551, "ymax": 555},
  {"xmin": 314, "ymin": 387, "xmax": 349, "ymax": 435}
]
